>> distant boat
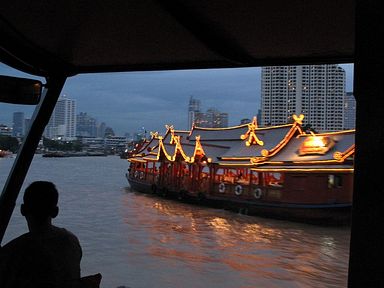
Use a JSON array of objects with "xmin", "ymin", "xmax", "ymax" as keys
[
  {"xmin": 125, "ymin": 115, "xmax": 354, "ymax": 225},
  {"xmin": 42, "ymin": 151, "xmax": 68, "ymax": 158},
  {"xmin": 0, "ymin": 150, "xmax": 12, "ymax": 158}
]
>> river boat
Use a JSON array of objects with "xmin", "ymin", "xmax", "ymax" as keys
[
  {"xmin": 126, "ymin": 115, "xmax": 355, "ymax": 224},
  {"xmin": 0, "ymin": 150, "xmax": 12, "ymax": 158}
]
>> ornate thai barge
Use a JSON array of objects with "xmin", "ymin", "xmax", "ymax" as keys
[{"xmin": 126, "ymin": 115, "xmax": 354, "ymax": 224}]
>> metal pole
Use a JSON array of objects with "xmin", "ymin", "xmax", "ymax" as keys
[{"xmin": 0, "ymin": 75, "xmax": 66, "ymax": 244}]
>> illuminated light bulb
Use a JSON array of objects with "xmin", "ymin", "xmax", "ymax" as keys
[{"xmin": 307, "ymin": 136, "xmax": 326, "ymax": 147}]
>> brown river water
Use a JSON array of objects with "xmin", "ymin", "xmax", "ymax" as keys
[{"xmin": 0, "ymin": 155, "xmax": 350, "ymax": 288}]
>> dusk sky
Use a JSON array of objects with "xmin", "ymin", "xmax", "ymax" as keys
[{"xmin": 1, "ymin": 63, "xmax": 353, "ymax": 136}]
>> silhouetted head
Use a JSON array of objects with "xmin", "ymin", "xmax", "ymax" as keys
[{"xmin": 21, "ymin": 181, "xmax": 59, "ymax": 222}]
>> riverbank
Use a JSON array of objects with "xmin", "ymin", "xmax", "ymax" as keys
[{"xmin": 42, "ymin": 151, "xmax": 106, "ymax": 157}]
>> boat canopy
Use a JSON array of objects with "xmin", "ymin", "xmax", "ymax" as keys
[{"xmin": 1, "ymin": 0, "xmax": 354, "ymax": 77}]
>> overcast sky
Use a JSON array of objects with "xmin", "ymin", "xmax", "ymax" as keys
[{"xmin": 0, "ymin": 63, "xmax": 354, "ymax": 136}]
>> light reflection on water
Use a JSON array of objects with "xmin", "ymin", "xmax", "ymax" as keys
[
  {"xmin": 121, "ymin": 191, "xmax": 350, "ymax": 288},
  {"xmin": 1, "ymin": 155, "xmax": 350, "ymax": 288}
]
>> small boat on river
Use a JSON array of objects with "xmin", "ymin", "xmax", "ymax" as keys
[
  {"xmin": 0, "ymin": 150, "xmax": 12, "ymax": 158},
  {"xmin": 126, "ymin": 115, "xmax": 354, "ymax": 224}
]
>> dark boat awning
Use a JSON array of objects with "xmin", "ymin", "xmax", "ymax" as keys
[{"xmin": 0, "ymin": 0, "xmax": 354, "ymax": 77}]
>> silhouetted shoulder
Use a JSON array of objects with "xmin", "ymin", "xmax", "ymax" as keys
[
  {"xmin": 0, "ymin": 232, "xmax": 31, "ymax": 258},
  {"xmin": 0, "ymin": 226, "xmax": 82, "ymax": 288}
]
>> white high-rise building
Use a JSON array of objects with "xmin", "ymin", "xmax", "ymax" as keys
[
  {"xmin": 45, "ymin": 96, "xmax": 77, "ymax": 140},
  {"xmin": 261, "ymin": 64, "xmax": 346, "ymax": 132}
]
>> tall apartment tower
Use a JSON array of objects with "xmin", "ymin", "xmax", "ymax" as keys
[
  {"xmin": 45, "ymin": 96, "xmax": 77, "ymax": 140},
  {"xmin": 188, "ymin": 96, "xmax": 201, "ymax": 129},
  {"xmin": 12, "ymin": 112, "xmax": 25, "ymax": 137},
  {"xmin": 261, "ymin": 64, "xmax": 346, "ymax": 132}
]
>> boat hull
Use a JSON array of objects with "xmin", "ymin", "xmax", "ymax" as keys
[{"xmin": 127, "ymin": 175, "xmax": 351, "ymax": 225}]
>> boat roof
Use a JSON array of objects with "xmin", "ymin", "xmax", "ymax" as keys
[
  {"xmin": 265, "ymin": 131, "xmax": 355, "ymax": 163},
  {"xmin": 189, "ymin": 124, "xmax": 250, "ymax": 141},
  {"xmin": 251, "ymin": 130, "xmax": 355, "ymax": 171},
  {"xmin": 0, "ymin": 0, "xmax": 354, "ymax": 77},
  {"xmin": 128, "ymin": 116, "xmax": 355, "ymax": 169}
]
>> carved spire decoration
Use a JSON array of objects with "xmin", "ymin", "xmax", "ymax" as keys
[
  {"xmin": 165, "ymin": 125, "xmax": 176, "ymax": 144},
  {"xmin": 194, "ymin": 135, "xmax": 205, "ymax": 156},
  {"xmin": 292, "ymin": 114, "xmax": 304, "ymax": 125},
  {"xmin": 240, "ymin": 117, "xmax": 264, "ymax": 146},
  {"xmin": 150, "ymin": 131, "xmax": 159, "ymax": 138}
]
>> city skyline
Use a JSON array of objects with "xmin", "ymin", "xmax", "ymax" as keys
[
  {"xmin": 0, "ymin": 63, "xmax": 354, "ymax": 136},
  {"xmin": 188, "ymin": 96, "xmax": 229, "ymax": 129},
  {"xmin": 4, "ymin": 109, "xmax": 115, "ymax": 139}
]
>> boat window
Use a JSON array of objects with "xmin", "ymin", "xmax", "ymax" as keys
[
  {"xmin": 328, "ymin": 174, "xmax": 343, "ymax": 188},
  {"xmin": 147, "ymin": 161, "xmax": 156, "ymax": 174},
  {"xmin": 223, "ymin": 168, "xmax": 237, "ymax": 184},
  {"xmin": 250, "ymin": 171, "xmax": 259, "ymax": 185},
  {"xmin": 182, "ymin": 164, "xmax": 189, "ymax": 176},
  {"xmin": 215, "ymin": 168, "xmax": 225, "ymax": 183},
  {"xmin": 265, "ymin": 172, "xmax": 284, "ymax": 187}
]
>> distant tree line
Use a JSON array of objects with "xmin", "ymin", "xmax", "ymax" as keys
[
  {"xmin": 0, "ymin": 136, "xmax": 90, "ymax": 153},
  {"xmin": 0, "ymin": 135, "xmax": 19, "ymax": 153},
  {"xmin": 42, "ymin": 137, "xmax": 82, "ymax": 151}
]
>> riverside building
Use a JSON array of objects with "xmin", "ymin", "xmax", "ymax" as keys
[
  {"xmin": 188, "ymin": 97, "xmax": 229, "ymax": 128},
  {"xmin": 261, "ymin": 65, "xmax": 346, "ymax": 132},
  {"xmin": 44, "ymin": 96, "xmax": 77, "ymax": 140}
]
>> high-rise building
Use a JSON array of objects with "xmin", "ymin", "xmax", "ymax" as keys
[
  {"xmin": 0, "ymin": 124, "xmax": 12, "ymax": 136},
  {"xmin": 194, "ymin": 108, "xmax": 229, "ymax": 128},
  {"xmin": 188, "ymin": 97, "xmax": 229, "ymax": 128},
  {"xmin": 261, "ymin": 64, "xmax": 346, "ymax": 132},
  {"xmin": 188, "ymin": 96, "xmax": 201, "ymax": 129},
  {"xmin": 45, "ymin": 96, "xmax": 76, "ymax": 140},
  {"xmin": 12, "ymin": 112, "xmax": 24, "ymax": 137},
  {"xmin": 344, "ymin": 92, "xmax": 356, "ymax": 130},
  {"xmin": 76, "ymin": 112, "xmax": 97, "ymax": 137},
  {"xmin": 97, "ymin": 122, "xmax": 106, "ymax": 138}
]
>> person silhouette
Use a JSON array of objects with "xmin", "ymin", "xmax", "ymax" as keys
[{"xmin": 0, "ymin": 181, "xmax": 86, "ymax": 288}]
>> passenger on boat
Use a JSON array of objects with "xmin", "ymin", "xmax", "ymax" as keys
[{"xmin": 0, "ymin": 181, "xmax": 100, "ymax": 288}]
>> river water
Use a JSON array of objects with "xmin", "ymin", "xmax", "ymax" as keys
[{"xmin": 0, "ymin": 155, "xmax": 350, "ymax": 288}]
